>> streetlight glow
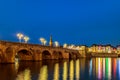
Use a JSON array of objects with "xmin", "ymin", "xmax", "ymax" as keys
[
  {"xmin": 40, "ymin": 38, "xmax": 47, "ymax": 45},
  {"xmin": 43, "ymin": 40, "xmax": 47, "ymax": 45},
  {"xmin": 54, "ymin": 41, "xmax": 59, "ymax": 47},
  {"xmin": 17, "ymin": 33, "xmax": 24, "ymax": 42},
  {"xmin": 63, "ymin": 43, "xmax": 67, "ymax": 48},
  {"xmin": 23, "ymin": 36, "xmax": 30, "ymax": 43}
]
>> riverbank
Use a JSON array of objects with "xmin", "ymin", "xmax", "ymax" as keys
[{"xmin": 86, "ymin": 53, "xmax": 118, "ymax": 57}]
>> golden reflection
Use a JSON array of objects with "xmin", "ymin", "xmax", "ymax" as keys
[
  {"xmin": 16, "ymin": 69, "xmax": 31, "ymax": 80},
  {"xmin": 108, "ymin": 58, "xmax": 111, "ymax": 79},
  {"xmin": 54, "ymin": 63, "xmax": 59, "ymax": 80},
  {"xmin": 24, "ymin": 69, "xmax": 31, "ymax": 80},
  {"xmin": 15, "ymin": 61, "xmax": 19, "ymax": 73},
  {"xmin": 96, "ymin": 58, "xmax": 98, "ymax": 78},
  {"xmin": 76, "ymin": 59, "xmax": 80, "ymax": 80},
  {"xmin": 69, "ymin": 60, "xmax": 74, "ymax": 80},
  {"xmin": 16, "ymin": 72, "xmax": 24, "ymax": 80},
  {"xmin": 38, "ymin": 65, "xmax": 48, "ymax": 80},
  {"xmin": 63, "ymin": 61, "xmax": 68, "ymax": 80},
  {"xmin": 96, "ymin": 58, "xmax": 103, "ymax": 79}
]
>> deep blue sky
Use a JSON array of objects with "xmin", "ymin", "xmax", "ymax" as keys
[{"xmin": 0, "ymin": 0, "xmax": 120, "ymax": 46}]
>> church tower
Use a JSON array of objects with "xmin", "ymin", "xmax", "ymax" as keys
[{"xmin": 49, "ymin": 35, "xmax": 53, "ymax": 47}]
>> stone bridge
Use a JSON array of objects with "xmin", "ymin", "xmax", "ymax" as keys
[{"xmin": 0, "ymin": 41, "xmax": 81, "ymax": 63}]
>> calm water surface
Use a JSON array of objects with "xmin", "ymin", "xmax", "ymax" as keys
[{"xmin": 0, "ymin": 58, "xmax": 120, "ymax": 80}]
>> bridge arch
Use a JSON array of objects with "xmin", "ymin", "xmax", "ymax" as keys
[
  {"xmin": 42, "ymin": 50, "xmax": 52, "ymax": 60},
  {"xmin": 69, "ymin": 52, "xmax": 77, "ymax": 59},
  {"xmin": 5, "ymin": 47, "xmax": 15, "ymax": 60},
  {"xmin": 58, "ymin": 51, "xmax": 63, "ymax": 59},
  {"xmin": 16, "ymin": 49, "xmax": 33, "ymax": 61},
  {"xmin": 53, "ymin": 51, "xmax": 63, "ymax": 59}
]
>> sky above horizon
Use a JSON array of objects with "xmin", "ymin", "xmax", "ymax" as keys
[{"xmin": 0, "ymin": 0, "xmax": 120, "ymax": 46}]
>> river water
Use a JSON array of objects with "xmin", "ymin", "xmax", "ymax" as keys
[{"xmin": 0, "ymin": 58, "xmax": 120, "ymax": 80}]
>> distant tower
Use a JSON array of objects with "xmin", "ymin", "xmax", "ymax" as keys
[{"xmin": 49, "ymin": 35, "xmax": 53, "ymax": 47}]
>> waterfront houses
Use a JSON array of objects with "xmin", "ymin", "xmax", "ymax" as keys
[
  {"xmin": 117, "ymin": 45, "xmax": 120, "ymax": 54},
  {"xmin": 64, "ymin": 44, "xmax": 119, "ymax": 54},
  {"xmin": 88, "ymin": 44, "xmax": 117, "ymax": 54}
]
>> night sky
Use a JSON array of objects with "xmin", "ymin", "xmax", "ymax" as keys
[{"xmin": 0, "ymin": 0, "xmax": 120, "ymax": 46}]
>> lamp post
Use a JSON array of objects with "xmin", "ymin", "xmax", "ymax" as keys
[
  {"xmin": 17, "ymin": 33, "xmax": 24, "ymax": 43},
  {"xmin": 43, "ymin": 40, "xmax": 47, "ymax": 45},
  {"xmin": 63, "ymin": 43, "xmax": 67, "ymax": 48},
  {"xmin": 40, "ymin": 38, "xmax": 45, "ymax": 45},
  {"xmin": 54, "ymin": 41, "xmax": 59, "ymax": 47},
  {"xmin": 23, "ymin": 36, "xmax": 30, "ymax": 43}
]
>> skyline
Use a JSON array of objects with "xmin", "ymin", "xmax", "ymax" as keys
[{"xmin": 0, "ymin": 0, "xmax": 120, "ymax": 46}]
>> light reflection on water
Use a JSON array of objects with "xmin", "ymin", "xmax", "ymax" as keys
[
  {"xmin": 1, "ymin": 58, "xmax": 120, "ymax": 80},
  {"xmin": 53, "ymin": 63, "xmax": 59, "ymax": 80},
  {"xmin": 16, "ymin": 69, "xmax": 31, "ymax": 80},
  {"xmin": 118, "ymin": 59, "xmax": 120, "ymax": 79},
  {"xmin": 69, "ymin": 60, "xmax": 74, "ymax": 80},
  {"xmin": 63, "ymin": 61, "xmax": 68, "ymax": 80},
  {"xmin": 75, "ymin": 59, "xmax": 80, "ymax": 80},
  {"xmin": 38, "ymin": 65, "xmax": 48, "ymax": 80}
]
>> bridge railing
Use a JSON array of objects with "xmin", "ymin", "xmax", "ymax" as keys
[{"xmin": 0, "ymin": 40, "xmax": 75, "ymax": 50}]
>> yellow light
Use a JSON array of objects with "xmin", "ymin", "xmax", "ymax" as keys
[
  {"xmin": 24, "ymin": 69, "xmax": 31, "ymax": 80},
  {"xmin": 38, "ymin": 65, "xmax": 48, "ymax": 80},
  {"xmin": 43, "ymin": 40, "xmax": 47, "ymax": 45},
  {"xmin": 76, "ymin": 59, "xmax": 80, "ymax": 80},
  {"xmin": 17, "ymin": 33, "xmax": 24, "ymax": 42},
  {"xmin": 54, "ymin": 63, "xmax": 59, "ymax": 80},
  {"xmin": 63, "ymin": 61, "xmax": 68, "ymax": 80},
  {"xmin": 40, "ymin": 38, "xmax": 47, "ymax": 45},
  {"xmin": 16, "ymin": 69, "xmax": 31, "ymax": 80},
  {"xmin": 23, "ymin": 36, "xmax": 30, "ymax": 43},
  {"xmin": 54, "ymin": 41, "xmax": 59, "ymax": 47},
  {"xmin": 70, "ymin": 60, "xmax": 74, "ymax": 80},
  {"xmin": 63, "ymin": 43, "xmax": 67, "ymax": 48}
]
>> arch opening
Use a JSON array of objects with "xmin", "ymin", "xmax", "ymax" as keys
[
  {"xmin": 69, "ymin": 52, "xmax": 77, "ymax": 59},
  {"xmin": 58, "ymin": 52, "xmax": 63, "ymax": 59},
  {"xmin": 17, "ymin": 49, "xmax": 33, "ymax": 61},
  {"xmin": 53, "ymin": 51, "xmax": 63, "ymax": 59},
  {"xmin": 42, "ymin": 50, "xmax": 52, "ymax": 60}
]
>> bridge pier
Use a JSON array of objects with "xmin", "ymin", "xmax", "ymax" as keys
[
  {"xmin": 0, "ymin": 53, "xmax": 15, "ymax": 63},
  {"xmin": 62, "ymin": 52, "xmax": 69, "ymax": 59},
  {"xmin": 33, "ymin": 52, "xmax": 42, "ymax": 61}
]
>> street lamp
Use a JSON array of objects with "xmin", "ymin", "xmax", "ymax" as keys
[
  {"xmin": 17, "ymin": 33, "xmax": 24, "ymax": 42},
  {"xmin": 63, "ymin": 43, "xmax": 67, "ymax": 48},
  {"xmin": 23, "ymin": 36, "xmax": 30, "ymax": 43},
  {"xmin": 54, "ymin": 41, "xmax": 59, "ymax": 47},
  {"xmin": 40, "ymin": 38, "xmax": 45, "ymax": 45},
  {"xmin": 43, "ymin": 40, "xmax": 47, "ymax": 45}
]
